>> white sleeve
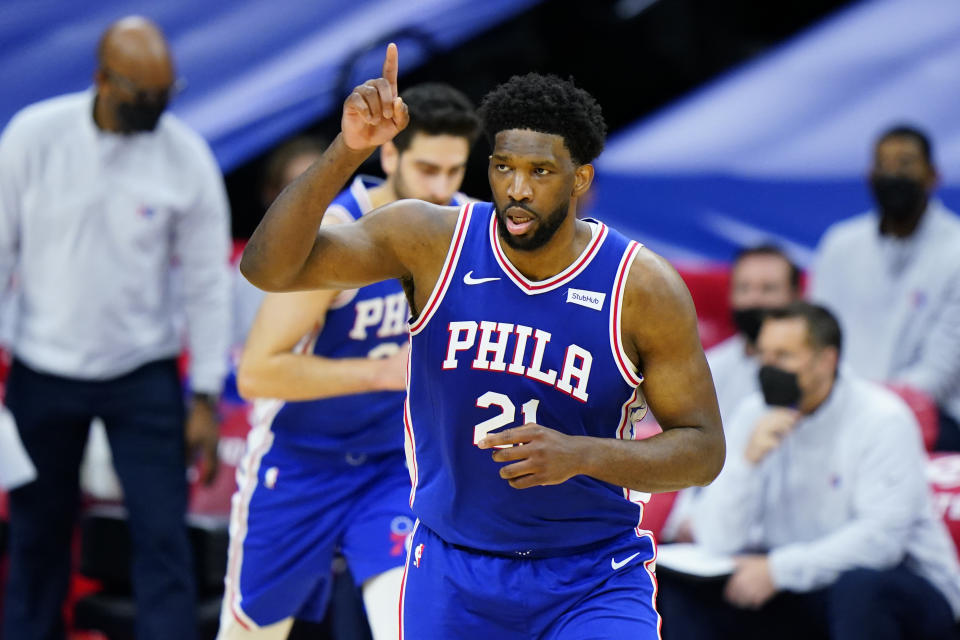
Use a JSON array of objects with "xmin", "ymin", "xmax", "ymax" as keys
[
  {"xmin": 691, "ymin": 397, "xmax": 767, "ymax": 553},
  {"xmin": 894, "ymin": 268, "xmax": 960, "ymax": 404},
  {"xmin": 768, "ymin": 405, "xmax": 925, "ymax": 592},
  {"xmin": 173, "ymin": 140, "xmax": 232, "ymax": 394}
]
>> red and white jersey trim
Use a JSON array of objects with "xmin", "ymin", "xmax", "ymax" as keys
[
  {"xmin": 403, "ymin": 335, "xmax": 419, "ymax": 508},
  {"xmin": 397, "ymin": 519, "xmax": 421, "ymax": 640},
  {"xmin": 609, "ymin": 241, "xmax": 644, "ymax": 387},
  {"xmin": 488, "ymin": 212, "xmax": 608, "ymax": 295},
  {"xmin": 222, "ymin": 323, "xmax": 320, "ymax": 629},
  {"xmin": 409, "ymin": 203, "xmax": 474, "ymax": 336}
]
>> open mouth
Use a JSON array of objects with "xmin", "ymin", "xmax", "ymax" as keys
[{"xmin": 505, "ymin": 207, "xmax": 535, "ymax": 235}]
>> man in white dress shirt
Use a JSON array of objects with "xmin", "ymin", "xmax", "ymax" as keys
[
  {"xmin": 658, "ymin": 302, "xmax": 960, "ymax": 640},
  {"xmin": 812, "ymin": 124, "xmax": 960, "ymax": 451},
  {"xmin": 0, "ymin": 17, "xmax": 230, "ymax": 640}
]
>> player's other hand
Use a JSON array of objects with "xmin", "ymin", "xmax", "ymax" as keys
[
  {"xmin": 375, "ymin": 342, "xmax": 410, "ymax": 391},
  {"xmin": 478, "ymin": 424, "xmax": 582, "ymax": 489},
  {"xmin": 342, "ymin": 43, "xmax": 410, "ymax": 151}
]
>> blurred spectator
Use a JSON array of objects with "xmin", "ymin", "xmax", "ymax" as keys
[
  {"xmin": 659, "ymin": 303, "xmax": 960, "ymax": 640},
  {"xmin": 811, "ymin": 124, "xmax": 960, "ymax": 451},
  {"xmin": 232, "ymin": 136, "xmax": 326, "ymax": 346},
  {"xmin": 709, "ymin": 245, "xmax": 802, "ymax": 423},
  {"xmin": 0, "ymin": 16, "xmax": 231, "ymax": 640},
  {"xmin": 661, "ymin": 245, "xmax": 800, "ymax": 542}
]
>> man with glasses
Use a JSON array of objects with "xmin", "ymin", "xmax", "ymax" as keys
[{"xmin": 0, "ymin": 16, "xmax": 230, "ymax": 640}]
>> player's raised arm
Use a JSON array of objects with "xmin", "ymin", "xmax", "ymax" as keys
[{"xmin": 240, "ymin": 44, "xmax": 415, "ymax": 292}]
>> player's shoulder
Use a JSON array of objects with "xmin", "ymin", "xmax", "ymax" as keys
[{"xmin": 624, "ymin": 244, "xmax": 691, "ymax": 307}]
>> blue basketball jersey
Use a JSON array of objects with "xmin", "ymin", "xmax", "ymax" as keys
[
  {"xmin": 252, "ymin": 177, "xmax": 469, "ymax": 454},
  {"xmin": 405, "ymin": 202, "xmax": 651, "ymax": 553}
]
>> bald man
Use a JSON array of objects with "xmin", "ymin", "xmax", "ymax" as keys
[{"xmin": 0, "ymin": 17, "xmax": 230, "ymax": 640}]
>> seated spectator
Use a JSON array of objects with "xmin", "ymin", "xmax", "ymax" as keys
[
  {"xmin": 708, "ymin": 245, "xmax": 802, "ymax": 426},
  {"xmin": 661, "ymin": 244, "xmax": 800, "ymax": 542},
  {"xmin": 658, "ymin": 302, "xmax": 960, "ymax": 640},
  {"xmin": 811, "ymin": 124, "xmax": 960, "ymax": 451}
]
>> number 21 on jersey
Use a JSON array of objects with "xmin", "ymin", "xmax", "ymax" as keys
[{"xmin": 473, "ymin": 392, "xmax": 539, "ymax": 448}]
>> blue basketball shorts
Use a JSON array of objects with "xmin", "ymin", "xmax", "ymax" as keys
[
  {"xmin": 399, "ymin": 522, "xmax": 661, "ymax": 639},
  {"xmin": 222, "ymin": 434, "xmax": 414, "ymax": 629}
]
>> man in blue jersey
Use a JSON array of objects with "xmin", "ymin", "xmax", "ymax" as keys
[
  {"xmin": 240, "ymin": 45, "xmax": 724, "ymax": 638},
  {"xmin": 217, "ymin": 83, "xmax": 479, "ymax": 640}
]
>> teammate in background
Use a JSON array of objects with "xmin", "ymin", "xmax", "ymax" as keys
[
  {"xmin": 217, "ymin": 82, "xmax": 479, "ymax": 640},
  {"xmin": 240, "ymin": 44, "xmax": 723, "ymax": 638}
]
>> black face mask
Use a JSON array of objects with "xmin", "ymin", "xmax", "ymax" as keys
[
  {"xmin": 731, "ymin": 307, "xmax": 768, "ymax": 343},
  {"xmin": 115, "ymin": 97, "xmax": 166, "ymax": 133},
  {"xmin": 758, "ymin": 365, "xmax": 801, "ymax": 408},
  {"xmin": 870, "ymin": 175, "xmax": 926, "ymax": 223}
]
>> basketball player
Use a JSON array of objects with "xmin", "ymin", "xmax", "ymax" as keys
[
  {"xmin": 218, "ymin": 83, "xmax": 480, "ymax": 639},
  {"xmin": 240, "ymin": 45, "xmax": 724, "ymax": 638}
]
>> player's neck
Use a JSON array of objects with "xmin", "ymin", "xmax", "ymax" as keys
[
  {"xmin": 499, "ymin": 216, "xmax": 593, "ymax": 282},
  {"xmin": 368, "ymin": 182, "xmax": 398, "ymax": 210}
]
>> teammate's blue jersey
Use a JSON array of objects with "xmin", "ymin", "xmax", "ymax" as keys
[
  {"xmin": 252, "ymin": 177, "xmax": 468, "ymax": 454},
  {"xmin": 404, "ymin": 202, "xmax": 650, "ymax": 553}
]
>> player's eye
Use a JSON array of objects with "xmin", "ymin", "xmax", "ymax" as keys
[
  {"xmin": 495, "ymin": 164, "xmax": 510, "ymax": 172},
  {"xmin": 534, "ymin": 167, "xmax": 550, "ymax": 176}
]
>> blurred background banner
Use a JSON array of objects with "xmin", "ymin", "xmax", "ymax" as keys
[
  {"xmin": 4, "ymin": 0, "xmax": 959, "ymax": 263},
  {"xmin": 0, "ymin": 0, "xmax": 541, "ymax": 171},
  {"xmin": 591, "ymin": 0, "xmax": 960, "ymax": 266}
]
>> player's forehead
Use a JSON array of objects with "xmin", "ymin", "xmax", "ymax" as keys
[
  {"xmin": 402, "ymin": 132, "xmax": 470, "ymax": 167},
  {"xmin": 492, "ymin": 129, "xmax": 570, "ymax": 165}
]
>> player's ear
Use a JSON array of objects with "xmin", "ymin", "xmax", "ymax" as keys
[
  {"xmin": 572, "ymin": 164, "xmax": 594, "ymax": 198},
  {"xmin": 381, "ymin": 141, "xmax": 399, "ymax": 176}
]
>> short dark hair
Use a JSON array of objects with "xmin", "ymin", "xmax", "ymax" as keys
[
  {"xmin": 766, "ymin": 302, "xmax": 842, "ymax": 356},
  {"xmin": 478, "ymin": 73, "xmax": 607, "ymax": 166},
  {"xmin": 876, "ymin": 124, "xmax": 933, "ymax": 165},
  {"xmin": 733, "ymin": 244, "xmax": 801, "ymax": 292},
  {"xmin": 392, "ymin": 83, "xmax": 481, "ymax": 153}
]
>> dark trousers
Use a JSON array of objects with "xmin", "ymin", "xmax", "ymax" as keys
[
  {"xmin": 658, "ymin": 565, "xmax": 958, "ymax": 640},
  {"xmin": 2, "ymin": 359, "xmax": 196, "ymax": 640},
  {"xmin": 936, "ymin": 409, "xmax": 960, "ymax": 452}
]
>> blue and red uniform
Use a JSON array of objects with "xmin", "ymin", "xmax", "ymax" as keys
[
  {"xmin": 400, "ymin": 202, "xmax": 661, "ymax": 639},
  {"xmin": 223, "ymin": 177, "xmax": 466, "ymax": 629}
]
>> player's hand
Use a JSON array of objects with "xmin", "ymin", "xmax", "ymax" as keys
[
  {"xmin": 478, "ymin": 424, "xmax": 583, "ymax": 489},
  {"xmin": 375, "ymin": 342, "xmax": 409, "ymax": 391},
  {"xmin": 744, "ymin": 407, "xmax": 799, "ymax": 465},
  {"xmin": 724, "ymin": 555, "xmax": 777, "ymax": 609},
  {"xmin": 186, "ymin": 398, "xmax": 220, "ymax": 485},
  {"xmin": 342, "ymin": 43, "xmax": 409, "ymax": 151}
]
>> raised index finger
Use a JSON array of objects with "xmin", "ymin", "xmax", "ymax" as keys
[{"xmin": 382, "ymin": 42, "xmax": 399, "ymax": 94}]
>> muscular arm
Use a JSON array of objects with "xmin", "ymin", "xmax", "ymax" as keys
[
  {"xmin": 240, "ymin": 43, "xmax": 435, "ymax": 294},
  {"xmin": 482, "ymin": 249, "xmax": 725, "ymax": 492},
  {"xmin": 236, "ymin": 288, "xmax": 406, "ymax": 402},
  {"xmin": 578, "ymin": 250, "xmax": 725, "ymax": 491}
]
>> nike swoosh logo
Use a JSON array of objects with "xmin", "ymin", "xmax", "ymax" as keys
[
  {"xmin": 611, "ymin": 552, "xmax": 641, "ymax": 571},
  {"xmin": 463, "ymin": 270, "xmax": 500, "ymax": 285}
]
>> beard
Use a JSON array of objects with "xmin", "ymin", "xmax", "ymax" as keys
[{"xmin": 495, "ymin": 200, "xmax": 570, "ymax": 251}]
